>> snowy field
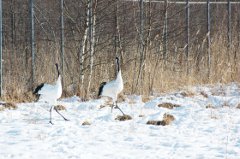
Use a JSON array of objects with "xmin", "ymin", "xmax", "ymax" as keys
[{"xmin": 0, "ymin": 83, "xmax": 240, "ymax": 159}]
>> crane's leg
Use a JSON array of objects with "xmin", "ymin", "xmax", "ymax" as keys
[
  {"xmin": 54, "ymin": 107, "xmax": 69, "ymax": 121},
  {"xmin": 111, "ymin": 103, "xmax": 114, "ymax": 113},
  {"xmin": 115, "ymin": 101, "xmax": 125, "ymax": 115},
  {"xmin": 49, "ymin": 106, "xmax": 54, "ymax": 125},
  {"xmin": 111, "ymin": 99, "xmax": 115, "ymax": 113}
]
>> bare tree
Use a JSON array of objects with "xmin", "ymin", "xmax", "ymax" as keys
[
  {"xmin": 29, "ymin": 0, "xmax": 35, "ymax": 89},
  {"xmin": 134, "ymin": 0, "xmax": 145, "ymax": 94},
  {"xmin": 207, "ymin": 0, "xmax": 211, "ymax": 78},
  {"xmin": 79, "ymin": 1, "xmax": 89, "ymax": 94},
  {"xmin": 87, "ymin": 0, "xmax": 97, "ymax": 96}
]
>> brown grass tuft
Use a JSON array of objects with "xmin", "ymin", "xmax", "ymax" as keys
[
  {"xmin": 0, "ymin": 107, "xmax": 5, "ymax": 111},
  {"xmin": 2, "ymin": 91, "xmax": 36, "ymax": 103},
  {"xmin": 146, "ymin": 120, "xmax": 165, "ymax": 126},
  {"xmin": 54, "ymin": 105, "xmax": 67, "ymax": 111},
  {"xmin": 211, "ymin": 116, "xmax": 218, "ymax": 119},
  {"xmin": 117, "ymin": 92, "xmax": 126, "ymax": 103},
  {"xmin": 180, "ymin": 91, "xmax": 195, "ymax": 97},
  {"xmin": 163, "ymin": 113, "xmax": 175, "ymax": 124},
  {"xmin": 158, "ymin": 103, "xmax": 180, "ymax": 109},
  {"xmin": 222, "ymin": 101, "xmax": 230, "ymax": 107},
  {"xmin": 146, "ymin": 113, "xmax": 175, "ymax": 126},
  {"xmin": 2, "ymin": 102, "xmax": 18, "ymax": 110},
  {"xmin": 99, "ymin": 99, "xmax": 113, "ymax": 109},
  {"xmin": 206, "ymin": 104, "xmax": 215, "ymax": 109},
  {"xmin": 115, "ymin": 114, "xmax": 132, "ymax": 121},
  {"xmin": 200, "ymin": 91, "xmax": 208, "ymax": 98},
  {"xmin": 142, "ymin": 96, "xmax": 154, "ymax": 103},
  {"xmin": 236, "ymin": 103, "xmax": 240, "ymax": 109},
  {"xmin": 82, "ymin": 121, "xmax": 91, "ymax": 125}
]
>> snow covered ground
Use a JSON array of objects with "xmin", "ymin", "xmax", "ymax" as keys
[{"xmin": 0, "ymin": 83, "xmax": 240, "ymax": 159}]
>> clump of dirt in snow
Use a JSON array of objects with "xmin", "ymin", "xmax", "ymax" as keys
[
  {"xmin": 99, "ymin": 105, "xmax": 106, "ymax": 109},
  {"xmin": 99, "ymin": 104, "xmax": 112, "ymax": 109},
  {"xmin": 222, "ymin": 101, "xmax": 230, "ymax": 107},
  {"xmin": 142, "ymin": 96, "xmax": 154, "ymax": 103},
  {"xmin": 115, "ymin": 114, "xmax": 132, "ymax": 121},
  {"xmin": 0, "ymin": 107, "xmax": 5, "ymax": 111},
  {"xmin": 163, "ymin": 113, "xmax": 175, "ymax": 124},
  {"xmin": 82, "ymin": 121, "xmax": 91, "ymax": 125},
  {"xmin": 117, "ymin": 93, "xmax": 126, "ymax": 103},
  {"xmin": 147, "ymin": 120, "xmax": 166, "ymax": 126},
  {"xmin": 158, "ymin": 103, "xmax": 180, "ymax": 109},
  {"xmin": 54, "ymin": 105, "xmax": 66, "ymax": 111},
  {"xmin": 146, "ymin": 113, "xmax": 175, "ymax": 126},
  {"xmin": 200, "ymin": 91, "xmax": 208, "ymax": 98},
  {"xmin": 205, "ymin": 104, "xmax": 215, "ymax": 109},
  {"xmin": 236, "ymin": 103, "xmax": 240, "ymax": 109},
  {"xmin": 180, "ymin": 91, "xmax": 195, "ymax": 97}
]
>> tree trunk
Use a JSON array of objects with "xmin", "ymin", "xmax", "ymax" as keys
[
  {"xmin": 135, "ymin": 0, "xmax": 145, "ymax": 94},
  {"xmin": 87, "ymin": 0, "xmax": 97, "ymax": 96},
  {"xmin": 79, "ymin": 1, "xmax": 89, "ymax": 94}
]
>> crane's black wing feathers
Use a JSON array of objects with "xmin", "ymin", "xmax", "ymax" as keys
[
  {"xmin": 33, "ymin": 83, "xmax": 45, "ymax": 95},
  {"xmin": 98, "ymin": 82, "xmax": 107, "ymax": 97}
]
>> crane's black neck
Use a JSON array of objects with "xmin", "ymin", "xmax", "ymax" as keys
[
  {"xmin": 116, "ymin": 57, "xmax": 120, "ymax": 73},
  {"xmin": 55, "ymin": 63, "xmax": 60, "ymax": 77}
]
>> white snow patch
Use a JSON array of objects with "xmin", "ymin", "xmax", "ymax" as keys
[{"xmin": 0, "ymin": 83, "xmax": 240, "ymax": 159}]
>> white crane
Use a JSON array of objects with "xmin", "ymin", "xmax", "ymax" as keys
[
  {"xmin": 33, "ymin": 63, "xmax": 68, "ymax": 124},
  {"xmin": 98, "ymin": 57, "xmax": 125, "ymax": 115}
]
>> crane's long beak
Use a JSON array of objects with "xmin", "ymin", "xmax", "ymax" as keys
[
  {"xmin": 55, "ymin": 63, "xmax": 60, "ymax": 77},
  {"xmin": 115, "ymin": 57, "xmax": 120, "ymax": 72}
]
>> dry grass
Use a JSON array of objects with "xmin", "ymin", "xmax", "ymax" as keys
[
  {"xmin": 1, "ymin": 33, "xmax": 240, "ymax": 102},
  {"xmin": 2, "ymin": 91, "xmax": 36, "ymax": 103}
]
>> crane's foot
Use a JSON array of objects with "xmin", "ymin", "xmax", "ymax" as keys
[
  {"xmin": 64, "ymin": 118, "xmax": 70, "ymax": 121},
  {"xmin": 55, "ymin": 108, "xmax": 69, "ymax": 122},
  {"xmin": 49, "ymin": 120, "xmax": 54, "ymax": 125},
  {"xmin": 113, "ymin": 105, "xmax": 125, "ymax": 116}
]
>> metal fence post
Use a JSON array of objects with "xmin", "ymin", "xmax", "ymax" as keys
[
  {"xmin": 0, "ymin": 0, "xmax": 2, "ymax": 96},
  {"xmin": 30, "ymin": 0, "xmax": 35, "ymax": 88},
  {"xmin": 227, "ymin": 0, "xmax": 231, "ymax": 48},
  {"xmin": 114, "ymin": 0, "xmax": 118, "ymax": 58},
  {"xmin": 207, "ymin": 0, "xmax": 211, "ymax": 78},
  {"xmin": 11, "ymin": 0, "xmax": 15, "ymax": 73},
  {"xmin": 163, "ymin": 0, "xmax": 168, "ymax": 61},
  {"xmin": 60, "ymin": 0, "xmax": 64, "ymax": 75},
  {"xmin": 186, "ymin": 0, "xmax": 190, "ymax": 75}
]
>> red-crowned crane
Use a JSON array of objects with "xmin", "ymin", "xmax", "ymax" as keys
[
  {"xmin": 98, "ymin": 57, "xmax": 125, "ymax": 115},
  {"xmin": 33, "ymin": 63, "xmax": 68, "ymax": 124}
]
